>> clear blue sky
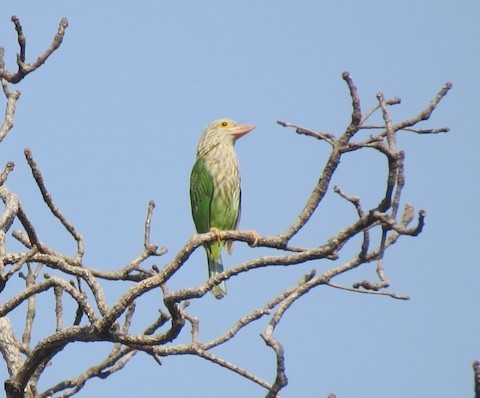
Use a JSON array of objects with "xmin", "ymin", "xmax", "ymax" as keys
[{"xmin": 0, "ymin": 1, "xmax": 478, "ymax": 397}]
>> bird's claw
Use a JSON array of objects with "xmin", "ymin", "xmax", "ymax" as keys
[
  {"xmin": 210, "ymin": 227, "xmax": 222, "ymax": 242},
  {"xmin": 245, "ymin": 230, "xmax": 260, "ymax": 247}
]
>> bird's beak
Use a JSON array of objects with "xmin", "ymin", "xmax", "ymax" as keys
[{"xmin": 230, "ymin": 124, "xmax": 256, "ymax": 138}]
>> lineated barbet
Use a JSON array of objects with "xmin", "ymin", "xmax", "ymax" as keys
[{"xmin": 190, "ymin": 119, "xmax": 255, "ymax": 299}]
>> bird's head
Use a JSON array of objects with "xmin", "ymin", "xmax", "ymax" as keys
[{"xmin": 197, "ymin": 119, "xmax": 255, "ymax": 155}]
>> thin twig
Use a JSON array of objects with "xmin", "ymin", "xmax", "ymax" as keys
[
  {"xmin": 144, "ymin": 200, "xmax": 162, "ymax": 254},
  {"xmin": 5, "ymin": 247, "xmax": 38, "ymax": 280},
  {"xmin": 360, "ymin": 125, "xmax": 449, "ymax": 134},
  {"xmin": 122, "ymin": 302, "xmax": 136, "ymax": 334},
  {"xmin": 11, "ymin": 17, "xmax": 26, "ymax": 64},
  {"xmin": 38, "ymin": 346, "xmax": 137, "ymax": 398},
  {"xmin": 16, "ymin": 203, "xmax": 41, "ymax": 250},
  {"xmin": 24, "ymin": 148, "xmax": 84, "ymax": 260},
  {"xmin": 54, "ymin": 285, "xmax": 63, "ymax": 332},
  {"xmin": 277, "ymin": 120, "xmax": 336, "ymax": 146},
  {"xmin": 341, "ymin": 71, "xmax": 362, "ymax": 141},
  {"xmin": 73, "ymin": 279, "xmax": 86, "ymax": 326},
  {"xmin": 21, "ymin": 264, "xmax": 40, "ymax": 349},
  {"xmin": 197, "ymin": 349, "xmax": 273, "ymax": 390},
  {"xmin": 0, "ymin": 276, "xmax": 98, "ymax": 324},
  {"xmin": 0, "ymin": 83, "xmax": 20, "ymax": 144},
  {"xmin": 333, "ymin": 185, "xmax": 369, "ymax": 258},
  {"xmin": 0, "ymin": 162, "xmax": 14, "ymax": 187},
  {"xmin": 377, "ymin": 92, "xmax": 396, "ymax": 150},
  {"xmin": 394, "ymin": 82, "xmax": 453, "ymax": 130},
  {"xmin": 361, "ymin": 97, "xmax": 401, "ymax": 124},
  {"xmin": 391, "ymin": 151, "xmax": 405, "ymax": 220},
  {"xmin": 326, "ymin": 281, "xmax": 409, "ymax": 300}
]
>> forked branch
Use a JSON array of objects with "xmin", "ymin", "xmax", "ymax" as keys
[{"xmin": 0, "ymin": 17, "xmax": 68, "ymax": 84}]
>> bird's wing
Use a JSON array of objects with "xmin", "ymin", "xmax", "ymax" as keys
[
  {"xmin": 234, "ymin": 189, "xmax": 241, "ymax": 231},
  {"xmin": 225, "ymin": 189, "xmax": 241, "ymax": 255},
  {"xmin": 190, "ymin": 157, "xmax": 214, "ymax": 234}
]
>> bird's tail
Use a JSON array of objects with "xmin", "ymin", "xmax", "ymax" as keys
[{"xmin": 208, "ymin": 254, "xmax": 227, "ymax": 299}]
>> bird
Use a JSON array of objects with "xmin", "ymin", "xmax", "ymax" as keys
[{"xmin": 190, "ymin": 119, "xmax": 255, "ymax": 299}]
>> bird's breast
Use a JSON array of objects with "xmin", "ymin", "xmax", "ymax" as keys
[{"xmin": 205, "ymin": 148, "xmax": 241, "ymax": 202}]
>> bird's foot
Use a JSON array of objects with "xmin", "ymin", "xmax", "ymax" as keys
[
  {"xmin": 244, "ymin": 230, "xmax": 260, "ymax": 247},
  {"xmin": 209, "ymin": 227, "xmax": 222, "ymax": 242}
]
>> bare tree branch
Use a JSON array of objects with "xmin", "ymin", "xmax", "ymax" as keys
[
  {"xmin": 394, "ymin": 82, "xmax": 452, "ymax": 130},
  {"xmin": 474, "ymin": 361, "xmax": 480, "ymax": 398},
  {"xmin": 0, "ymin": 17, "xmax": 68, "ymax": 84},
  {"xmin": 0, "ymin": 75, "xmax": 21, "ymax": 144},
  {"xmin": 24, "ymin": 148, "xmax": 84, "ymax": 261},
  {"xmin": 0, "ymin": 317, "xmax": 23, "ymax": 376},
  {"xmin": 0, "ymin": 162, "xmax": 14, "ymax": 187}
]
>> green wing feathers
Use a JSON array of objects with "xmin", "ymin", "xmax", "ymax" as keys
[
  {"xmin": 190, "ymin": 157, "xmax": 227, "ymax": 299},
  {"xmin": 190, "ymin": 157, "xmax": 213, "ymax": 235}
]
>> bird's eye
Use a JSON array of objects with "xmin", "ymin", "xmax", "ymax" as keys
[{"xmin": 220, "ymin": 121, "xmax": 230, "ymax": 127}]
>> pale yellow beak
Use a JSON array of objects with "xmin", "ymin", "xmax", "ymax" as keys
[{"xmin": 230, "ymin": 124, "xmax": 256, "ymax": 138}]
